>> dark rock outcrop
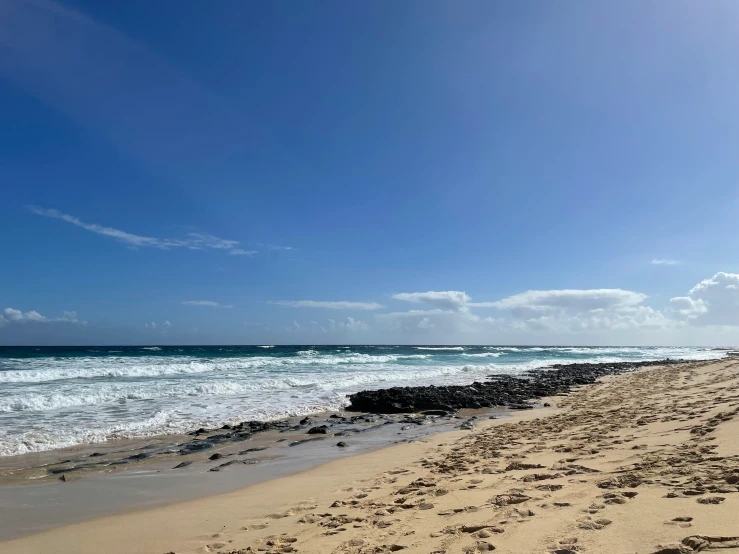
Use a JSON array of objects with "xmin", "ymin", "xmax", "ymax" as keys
[
  {"xmin": 346, "ymin": 359, "xmax": 687, "ymax": 414},
  {"xmin": 307, "ymin": 425, "xmax": 330, "ymax": 435}
]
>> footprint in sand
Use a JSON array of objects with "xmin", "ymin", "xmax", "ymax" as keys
[
  {"xmin": 577, "ymin": 516, "xmax": 612, "ymax": 531},
  {"xmin": 664, "ymin": 517, "xmax": 693, "ymax": 529},
  {"xmin": 697, "ymin": 496, "xmax": 725, "ymax": 504},
  {"xmin": 651, "ymin": 535, "xmax": 739, "ymax": 553}
]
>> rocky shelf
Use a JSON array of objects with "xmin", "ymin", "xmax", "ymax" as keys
[{"xmin": 346, "ymin": 358, "xmax": 690, "ymax": 414}]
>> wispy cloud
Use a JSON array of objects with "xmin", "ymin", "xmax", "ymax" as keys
[
  {"xmin": 29, "ymin": 206, "xmax": 249, "ymax": 256},
  {"xmin": 145, "ymin": 320, "xmax": 172, "ymax": 329},
  {"xmin": 259, "ymin": 243, "xmax": 295, "ymax": 251},
  {"xmin": 651, "ymin": 258, "xmax": 681, "ymax": 265},
  {"xmin": 271, "ymin": 300, "xmax": 383, "ymax": 310},
  {"xmin": 181, "ymin": 300, "xmax": 233, "ymax": 308}
]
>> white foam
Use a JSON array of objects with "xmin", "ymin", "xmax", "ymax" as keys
[
  {"xmin": 0, "ymin": 353, "xmax": 430, "ymax": 384},
  {"xmin": 414, "ymin": 346, "xmax": 465, "ymax": 351},
  {"xmin": 0, "ymin": 346, "xmax": 725, "ymax": 457}
]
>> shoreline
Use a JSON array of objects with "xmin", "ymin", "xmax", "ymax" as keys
[
  {"xmin": 1, "ymin": 346, "xmax": 724, "ymax": 460},
  {"xmin": 1, "ymin": 357, "xmax": 694, "ymax": 475},
  {"xmin": 2, "ymin": 357, "xmax": 738, "ymax": 553},
  {"xmin": 0, "ymin": 358, "xmax": 690, "ymax": 487}
]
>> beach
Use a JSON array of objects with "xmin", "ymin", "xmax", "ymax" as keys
[{"xmin": 2, "ymin": 357, "xmax": 737, "ymax": 553}]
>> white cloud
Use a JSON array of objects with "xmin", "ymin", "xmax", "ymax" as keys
[
  {"xmin": 418, "ymin": 317, "xmax": 434, "ymax": 329},
  {"xmin": 321, "ymin": 317, "xmax": 369, "ymax": 332},
  {"xmin": 479, "ymin": 288, "xmax": 668, "ymax": 333},
  {"xmin": 181, "ymin": 300, "xmax": 233, "ymax": 308},
  {"xmin": 668, "ymin": 296, "xmax": 708, "ymax": 318},
  {"xmin": 377, "ymin": 308, "xmax": 452, "ymax": 320},
  {"xmin": 343, "ymin": 317, "xmax": 368, "ymax": 331},
  {"xmin": 259, "ymin": 243, "xmax": 294, "ymax": 251},
  {"xmin": 2, "ymin": 308, "xmax": 45, "ymax": 322},
  {"xmin": 377, "ymin": 308, "xmax": 498, "ymax": 338},
  {"xmin": 480, "ymin": 289, "xmax": 647, "ymax": 313},
  {"xmin": 651, "ymin": 259, "xmax": 681, "ymax": 265},
  {"xmin": 392, "ymin": 291, "xmax": 471, "ymax": 312},
  {"xmin": 668, "ymin": 272, "xmax": 739, "ymax": 325},
  {"xmin": 543, "ymin": 305, "xmax": 672, "ymax": 333},
  {"xmin": 30, "ymin": 206, "xmax": 250, "ymax": 256},
  {"xmin": 146, "ymin": 320, "xmax": 172, "ymax": 329},
  {"xmin": 271, "ymin": 300, "xmax": 383, "ymax": 310},
  {"xmin": 381, "ymin": 286, "xmax": 667, "ymax": 338},
  {"xmin": 0, "ymin": 307, "xmax": 86, "ymax": 326}
]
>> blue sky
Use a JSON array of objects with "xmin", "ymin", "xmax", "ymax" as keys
[{"xmin": 1, "ymin": 0, "xmax": 739, "ymax": 345}]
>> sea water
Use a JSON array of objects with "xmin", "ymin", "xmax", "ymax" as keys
[{"xmin": 0, "ymin": 345, "xmax": 724, "ymax": 456}]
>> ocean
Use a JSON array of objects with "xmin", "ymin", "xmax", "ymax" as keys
[{"xmin": 0, "ymin": 345, "xmax": 725, "ymax": 457}]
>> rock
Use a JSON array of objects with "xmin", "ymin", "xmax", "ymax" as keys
[
  {"xmin": 336, "ymin": 441, "xmax": 348, "ymax": 447},
  {"xmin": 208, "ymin": 459, "xmax": 258, "ymax": 472},
  {"xmin": 307, "ymin": 425, "xmax": 330, "ymax": 435},
  {"xmin": 289, "ymin": 437, "xmax": 327, "ymax": 447},
  {"xmin": 177, "ymin": 441, "xmax": 214, "ymax": 455},
  {"xmin": 172, "ymin": 461, "xmax": 193, "ymax": 469},
  {"xmin": 126, "ymin": 452, "xmax": 149, "ymax": 461},
  {"xmin": 299, "ymin": 417, "xmax": 313, "ymax": 426},
  {"xmin": 239, "ymin": 447, "xmax": 268, "ymax": 454},
  {"xmin": 346, "ymin": 359, "xmax": 686, "ymax": 414},
  {"xmin": 209, "ymin": 453, "xmax": 224, "ymax": 461}
]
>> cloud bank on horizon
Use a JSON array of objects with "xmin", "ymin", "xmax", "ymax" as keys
[{"xmin": 3, "ymin": 272, "xmax": 739, "ymax": 346}]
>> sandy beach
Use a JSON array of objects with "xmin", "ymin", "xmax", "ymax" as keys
[{"xmin": 3, "ymin": 357, "xmax": 738, "ymax": 554}]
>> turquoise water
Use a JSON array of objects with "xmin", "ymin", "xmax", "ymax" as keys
[{"xmin": 0, "ymin": 345, "xmax": 724, "ymax": 456}]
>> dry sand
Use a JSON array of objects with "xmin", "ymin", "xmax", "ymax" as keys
[{"xmin": 3, "ymin": 358, "xmax": 738, "ymax": 554}]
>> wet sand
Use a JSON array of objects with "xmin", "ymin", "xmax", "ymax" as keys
[
  {"xmin": 0, "ymin": 408, "xmax": 509, "ymax": 540},
  {"xmin": 3, "ymin": 358, "xmax": 739, "ymax": 553}
]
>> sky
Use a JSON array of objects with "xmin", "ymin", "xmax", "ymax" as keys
[{"xmin": 1, "ymin": 0, "xmax": 739, "ymax": 346}]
